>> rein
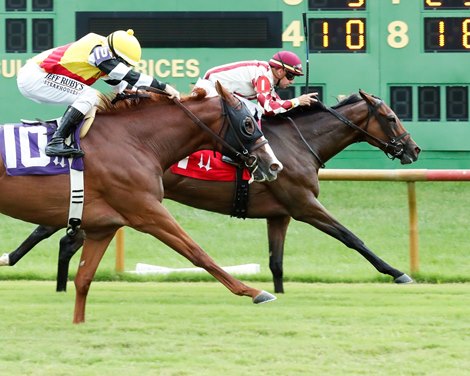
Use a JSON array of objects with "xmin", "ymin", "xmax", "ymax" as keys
[
  {"xmin": 284, "ymin": 116, "xmax": 325, "ymax": 168},
  {"xmin": 171, "ymin": 97, "xmax": 253, "ymax": 163},
  {"xmin": 128, "ymin": 87, "xmax": 259, "ymax": 165},
  {"xmin": 283, "ymin": 96, "xmax": 409, "ymax": 165}
]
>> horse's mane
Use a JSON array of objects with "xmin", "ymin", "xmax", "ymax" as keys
[
  {"xmin": 331, "ymin": 93, "xmax": 362, "ymax": 109},
  {"xmin": 97, "ymin": 87, "xmax": 208, "ymax": 113}
]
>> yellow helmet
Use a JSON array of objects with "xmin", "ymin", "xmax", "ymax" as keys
[{"xmin": 107, "ymin": 29, "xmax": 142, "ymax": 66}]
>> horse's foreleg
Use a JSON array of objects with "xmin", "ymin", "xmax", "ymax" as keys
[
  {"xmin": 1, "ymin": 225, "xmax": 59, "ymax": 266},
  {"xmin": 73, "ymin": 231, "xmax": 115, "ymax": 324},
  {"xmin": 301, "ymin": 208, "xmax": 412, "ymax": 283},
  {"xmin": 267, "ymin": 216, "xmax": 291, "ymax": 293},
  {"xmin": 57, "ymin": 229, "xmax": 85, "ymax": 292},
  {"xmin": 134, "ymin": 203, "xmax": 276, "ymax": 304}
]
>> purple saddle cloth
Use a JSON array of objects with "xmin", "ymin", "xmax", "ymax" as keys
[{"xmin": 0, "ymin": 120, "xmax": 84, "ymax": 176}]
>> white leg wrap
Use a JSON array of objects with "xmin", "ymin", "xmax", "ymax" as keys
[{"xmin": 0, "ymin": 253, "xmax": 10, "ymax": 266}]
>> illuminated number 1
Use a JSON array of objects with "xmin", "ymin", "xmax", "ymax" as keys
[
  {"xmin": 463, "ymin": 19, "xmax": 470, "ymax": 49},
  {"xmin": 346, "ymin": 20, "xmax": 365, "ymax": 50},
  {"xmin": 439, "ymin": 21, "xmax": 445, "ymax": 47},
  {"xmin": 323, "ymin": 22, "xmax": 329, "ymax": 47},
  {"xmin": 348, "ymin": 0, "xmax": 365, "ymax": 7}
]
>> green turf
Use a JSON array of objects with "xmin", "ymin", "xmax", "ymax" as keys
[
  {"xmin": 0, "ymin": 281, "xmax": 469, "ymax": 376},
  {"xmin": 0, "ymin": 181, "xmax": 468, "ymax": 283}
]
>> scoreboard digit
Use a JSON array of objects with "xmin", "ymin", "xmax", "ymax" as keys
[{"xmin": 1, "ymin": 0, "xmax": 469, "ymax": 168}]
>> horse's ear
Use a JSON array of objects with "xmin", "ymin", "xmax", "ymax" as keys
[
  {"xmin": 215, "ymin": 81, "xmax": 226, "ymax": 98},
  {"xmin": 215, "ymin": 81, "xmax": 238, "ymax": 106},
  {"xmin": 359, "ymin": 89, "xmax": 375, "ymax": 106}
]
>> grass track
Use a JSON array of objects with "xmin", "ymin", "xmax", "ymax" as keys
[{"xmin": 1, "ymin": 281, "xmax": 469, "ymax": 376}]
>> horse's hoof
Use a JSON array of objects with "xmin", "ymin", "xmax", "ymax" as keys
[
  {"xmin": 394, "ymin": 273, "xmax": 414, "ymax": 284},
  {"xmin": 0, "ymin": 253, "xmax": 10, "ymax": 266},
  {"xmin": 253, "ymin": 290, "xmax": 277, "ymax": 304}
]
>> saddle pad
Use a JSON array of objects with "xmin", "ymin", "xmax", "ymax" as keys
[
  {"xmin": 170, "ymin": 151, "xmax": 251, "ymax": 182},
  {"xmin": 0, "ymin": 122, "xmax": 83, "ymax": 176}
]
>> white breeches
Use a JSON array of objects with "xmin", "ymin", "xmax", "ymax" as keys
[{"xmin": 17, "ymin": 60, "xmax": 100, "ymax": 115}]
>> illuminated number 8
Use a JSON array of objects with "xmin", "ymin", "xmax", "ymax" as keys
[
  {"xmin": 463, "ymin": 19, "xmax": 470, "ymax": 49},
  {"xmin": 387, "ymin": 21, "xmax": 409, "ymax": 49}
]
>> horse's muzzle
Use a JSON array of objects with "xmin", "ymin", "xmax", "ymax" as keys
[
  {"xmin": 400, "ymin": 142, "xmax": 421, "ymax": 165},
  {"xmin": 252, "ymin": 141, "xmax": 283, "ymax": 182},
  {"xmin": 250, "ymin": 158, "xmax": 283, "ymax": 183}
]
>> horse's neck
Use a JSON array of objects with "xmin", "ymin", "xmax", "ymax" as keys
[
  {"xmin": 317, "ymin": 105, "xmax": 366, "ymax": 163},
  {"xmin": 272, "ymin": 102, "xmax": 368, "ymax": 167},
  {"xmin": 143, "ymin": 100, "xmax": 222, "ymax": 170}
]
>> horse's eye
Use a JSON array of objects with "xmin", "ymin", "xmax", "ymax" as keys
[
  {"xmin": 387, "ymin": 115, "xmax": 396, "ymax": 123},
  {"xmin": 243, "ymin": 117, "xmax": 255, "ymax": 135}
]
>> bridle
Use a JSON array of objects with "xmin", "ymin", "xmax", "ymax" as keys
[
  {"xmin": 175, "ymin": 95, "xmax": 266, "ymax": 169},
  {"xmin": 360, "ymin": 97, "xmax": 409, "ymax": 160},
  {"xmin": 129, "ymin": 86, "xmax": 266, "ymax": 170},
  {"xmin": 285, "ymin": 95, "xmax": 410, "ymax": 166}
]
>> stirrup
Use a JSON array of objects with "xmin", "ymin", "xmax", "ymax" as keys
[{"xmin": 45, "ymin": 143, "xmax": 84, "ymax": 158}]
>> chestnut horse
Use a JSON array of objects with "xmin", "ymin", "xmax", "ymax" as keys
[
  {"xmin": 0, "ymin": 82, "xmax": 283, "ymax": 323},
  {"xmin": 2, "ymin": 90, "xmax": 420, "ymax": 294}
]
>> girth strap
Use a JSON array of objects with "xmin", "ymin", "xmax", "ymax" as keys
[{"xmin": 230, "ymin": 167, "xmax": 250, "ymax": 219}]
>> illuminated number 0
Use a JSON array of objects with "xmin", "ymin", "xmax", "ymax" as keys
[
  {"xmin": 387, "ymin": 21, "xmax": 409, "ymax": 49},
  {"xmin": 346, "ymin": 20, "xmax": 365, "ymax": 50},
  {"xmin": 463, "ymin": 19, "xmax": 470, "ymax": 49}
]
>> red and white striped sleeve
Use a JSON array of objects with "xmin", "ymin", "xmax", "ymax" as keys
[{"xmin": 253, "ymin": 75, "xmax": 300, "ymax": 116}]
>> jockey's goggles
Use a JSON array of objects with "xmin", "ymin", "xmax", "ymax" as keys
[{"xmin": 285, "ymin": 70, "xmax": 296, "ymax": 81}]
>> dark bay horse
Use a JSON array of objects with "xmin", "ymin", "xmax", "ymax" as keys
[
  {"xmin": 0, "ymin": 82, "xmax": 283, "ymax": 323},
  {"xmin": 2, "ymin": 90, "xmax": 420, "ymax": 294}
]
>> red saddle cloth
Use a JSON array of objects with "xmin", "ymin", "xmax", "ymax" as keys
[{"xmin": 170, "ymin": 151, "xmax": 251, "ymax": 182}]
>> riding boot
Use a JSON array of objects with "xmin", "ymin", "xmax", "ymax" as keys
[{"xmin": 45, "ymin": 106, "xmax": 85, "ymax": 158}]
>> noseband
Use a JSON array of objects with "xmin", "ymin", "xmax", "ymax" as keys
[{"xmin": 321, "ymin": 99, "xmax": 409, "ymax": 160}]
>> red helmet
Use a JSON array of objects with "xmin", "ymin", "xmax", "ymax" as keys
[{"xmin": 269, "ymin": 51, "xmax": 304, "ymax": 76}]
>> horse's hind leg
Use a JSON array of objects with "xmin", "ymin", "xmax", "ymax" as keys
[
  {"xmin": 57, "ymin": 229, "xmax": 85, "ymax": 292},
  {"xmin": 267, "ymin": 216, "xmax": 291, "ymax": 293},
  {"xmin": 0, "ymin": 225, "xmax": 59, "ymax": 266},
  {"xmin": 73, "ymin": 231, "xmax": 115, "ymax": 324}
]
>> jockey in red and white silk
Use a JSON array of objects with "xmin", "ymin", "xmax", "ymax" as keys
[{"xmin": 195, "ymin": 51, "xmax": 317, "ymax": 119}]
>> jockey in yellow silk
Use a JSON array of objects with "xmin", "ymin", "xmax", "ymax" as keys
[{"xmin": 17, "ymin": 29, "xmax": 180, "ymax": 158}]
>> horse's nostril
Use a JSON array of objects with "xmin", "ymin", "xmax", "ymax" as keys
[{"xmin": 270, "ymin": 162, "xmax": 283, "ymax": 173}]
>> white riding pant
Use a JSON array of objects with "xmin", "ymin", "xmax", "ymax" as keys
[
  {"xmin": 17, "ymin": 60, "xmax": 100, "ymax": 115},
  {"xmin": 194, "ymin": 78, "xmax": 261, "ymax": 119}
]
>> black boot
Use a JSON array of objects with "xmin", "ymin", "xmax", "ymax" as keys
[{"xmin": 45, "ymin": 106, "xmax": 85, "ymax": 158}]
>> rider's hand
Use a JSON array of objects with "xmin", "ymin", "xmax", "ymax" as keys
[
  {"xmin": 164, "ymin": 84, "xmax": 180, "ymax": 99},
  {"xmin": 297, "ymin": 92, "xmax": 318, "ymax": 106}
]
